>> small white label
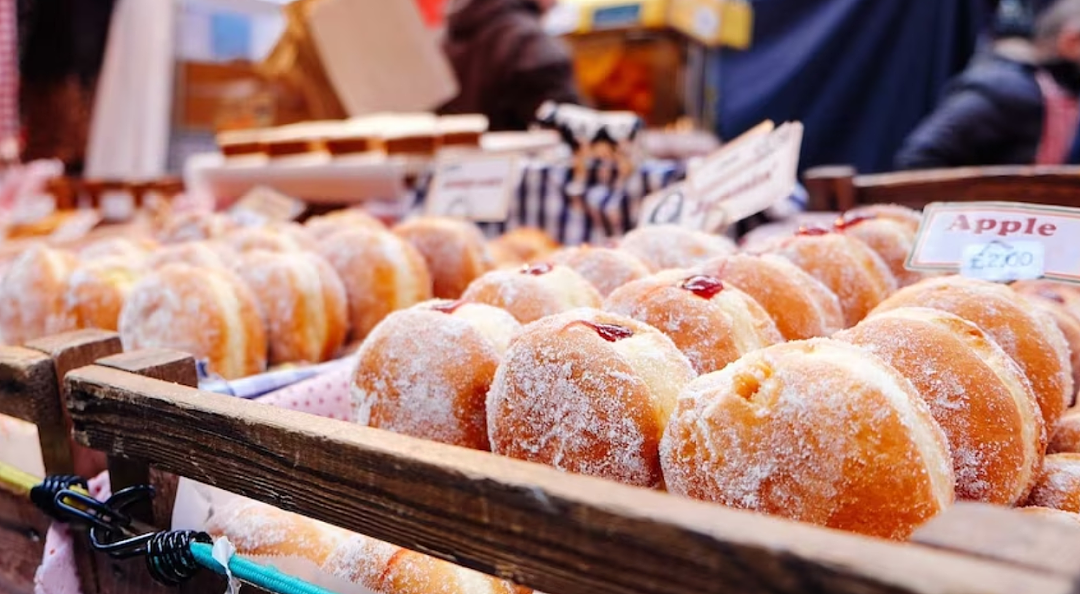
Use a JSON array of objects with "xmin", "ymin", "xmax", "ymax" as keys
[
  {"xmin": 229, "ymin": 185, "xmax": 305, "ymax": 227},
  {"xmin": 960, "ymin": 240, "xmax": 1045, "ymax": 282},
  {"xmin": 426, "ymin": 153, "xmax": 517, "ymax": 222},
  {"xmin": 693, "ymin": 6, "xmax": 720, "ymax": 37}
]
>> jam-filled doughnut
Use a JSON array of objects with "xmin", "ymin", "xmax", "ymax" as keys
[
  {"xmin": 235, "ymin": 250, "xmax": 348, "ymax": 365},
  {"xmin": 1025, "ymin": 453, "xmax": 1080, "ymax": 513},
  {"xmin": 317, "ymin": 228, "xmax": 432, "ymax": 341},
  {"xmin": 660, "ymin": 339, "xmax": 954, "ymax": 540},
  {"xmin": 461, "ymin": 263, "xmax": 602, "ymax": 324},
  {"xmin": 833, "ymin": 214, "xmax": 927, "ymax": 287},
  {"xmin": 351, "ymin": 300, "xmax": 521, "ymax": 450},
  {"xmin": 487, "ymin": 308, "xmax": 696, "ymax": 488},
  {"xmin": 1050, "ymin": 408, "xmax": 1080, "ymax": 453},
  {"xmin": 0, "ymin": 244, "xmax": 77, "ymax": 345},
  {"xmin": 842, "ymin": 204, "xmax": 922, "ymax": 234},
  {"xmin": 393, "ymin": 217, "xmax": 494, "ymax": 299},
  {"xmin": 225, "ymin": 222, "xmax": 317, "ymax": 254},
  {"xmin": 47, "ymin": 257, "xmax": 143, "ymax": 334},
  {"xmin": 836, "ymin": 307, "xmax": 1044, "ymax": 504},
  {"xmin": 762, "ymin": 228, "xmax": 897, "ymax": 327},
  {"xmin": 873, "ymin": 276, "xmax": 1073, "ymax": 427},
  {"xmin": 550, "ymin": 245, "xmax": 651, "ymax": 297},
  {"xmin": 304, "ymin": 208, "xmax": 386, "ymax": 240},
  {"xmin": 604, "ymin": 271, "xmax": 782, "ymax": 374},
  {"xmin": 1013, "ymin": 281, "xmax": 1080, "ymax": 398},
  {"xmin": 618, "ymin": 225, "xmax": 736, "ymax": 272},
  {"xmin": 696, "ymin": 253, "xmax": 844, "ymax": 340},
  {"xmin": 119, "ymin": 263, "xmax": 267, "ymax": 379}
]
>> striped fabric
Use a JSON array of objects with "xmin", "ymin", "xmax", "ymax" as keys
[
  {"xmin": 413, "ymin": 159, "xmax": 683, "ymax": 245},
  {"xmin": 0, "ymin": 0, "xmax": 17, "ymax": 160}
]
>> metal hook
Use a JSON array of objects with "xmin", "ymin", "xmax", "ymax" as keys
[{"xmin": 56, "ymin": 484, "xmax": 159, "ymax": 558}]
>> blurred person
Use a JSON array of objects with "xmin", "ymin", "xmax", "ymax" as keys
[
  {"xmin": 895, "ymin": 0, "xmax": 1080, "ymax": 169},
  {"xmin": 439, "ymin": 0, "xmax": 580, "ymax": 131}
]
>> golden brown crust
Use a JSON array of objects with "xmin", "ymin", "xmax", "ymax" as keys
[
  {"xmin": 843, "ymin": 204, "xmax": 922, "ymax": 234},
  {"xmin": 604, "ymin": 271, "xmax": 782, "ymax": 374},
  {"xmin": 318, "ymin": 229, "xmax": 433, "ymax": 342},
  {"xmin": 550, "ymin": 245, "xmax": 651, "ymax": 297},
  {"xmin": 488, "ymin": 309, "xmax": 695, "ymax": 488},
  {"xmin": 1051, "ymin": 408, "xmax": 1080, "ymax": 453},
  {"xmin": 696, "ymin": 253, "xmax": 844, "ymax": 340},
  {"xmin": 618, "ymin": 225, "xmax": 736, "ymax": 272},
  {"xmin": 659, "ymin": 339, "xmax": 954, "ymax": 540},
  {"xmin": 393, "ymin": 217, "xmax": 494, "ymax": 299},
  {"xmin": 836, "ymin": 307, "xmax": 1045, "ymax": 505},
  {"xmin": 461, "ymin": 265, "xmax": 602, "ymax": 324},
  {"xmin": 1013, "ymin": 282, "xmax": 1080, "ymax": 398},
  {"xmin": 147, "ymin": 241, "xmax": 238, "ymax": 270},
  {"xmin": 838, "ymin": 218, "xmax": 928, "ymax": 287},
  {"xmin": 1025, "ymin": 453, "xmax": 1080, "ymax": 512},
  {"xmin": 765, "ymin": 232, "xmax": 898, "ymax": 327},
  {"xmin": 0, "ymin": 244, "xmax": 78, "ymax": 345},
  {"xmin": 47, "ymin": 257, "xmax": 142, "ymax": 334},
  {"xmin": 872, "ymin": 276, "xmax": 1074, "ymax": 428},
  {"xmin": 226, "ymin": 223, "xmax": 318, "ymax": 254},
  {"xmin": 488, "ymin": 227, "xmax": 559, "ymax": 264},
  {"xmin": 206, "ymin": 498, "xmax": 347, "ymax": 565},
  {"xmin": 304, "ymin": 208, "xmax": 386, "ymax": 240}
]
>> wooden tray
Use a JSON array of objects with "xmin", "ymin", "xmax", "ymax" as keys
[{"xmin": 6, "ymin": 331, "xmax": 1080, "ymax": 593}]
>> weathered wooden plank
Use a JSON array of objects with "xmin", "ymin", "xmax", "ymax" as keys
[
  {"xmin": 67, "ymin": 362, "xmax": 1075, "ymax": 594},
  {"xmin": 0, "ymin": 347, "xmax": 65, "ymax": 474}
]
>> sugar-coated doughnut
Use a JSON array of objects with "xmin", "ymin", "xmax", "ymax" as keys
[
  {"xmin": 696, "ymin": 253, "xmax": 844, "ymax": 340},
  {"xmin": 1018, "ymin": 506, "xmax": 1080, "ymax": 527},
  {"xmin": 604, "ymin": 271, "xmax": 782, "ymax": 374},
  {"xmin": 659, "ymin": 339, "xmax": 954, "ymax": 540},
  {"xmin": 1025, "ymin": 453, "xmax": 1080, "ymax": 512},
  {"xmin": 352, "ymin": 300, "xmax": 521, "ymax": 449},
  {"xmin": 549, "ymin": 245, "xmax": 651, "ymax": 297},
  {"xmin": 147, "ymin": 241, "xmax": 238, "ymax": 270},
  {"xmin": 206, "ymin": 498, "xmax": 347, "ymax": 565},
  {"xmin": 0, "ymin": 244, "xmax": 77, "ymax": 345},
  {"xmin": 318, "ymin": 228, "xmax": 433, "ymax": 341},
  {"xmin": 836, "ymin": 307, "xmax": 1044, "ymax": 504},
  {"xmin": 1013, "ymin": 281, "xmax": 1080, "ymax": 398},
  {"xmin": 158, "ymin": 212, "xmax": 238, "ymax": 244},
  {"xmin": 834, "ymin": 214, "xmax": 927, "ymax": 287},
  {"xmin": 762, "ymin": 229, "xmax": 897, "ymax": 327},
  {"xmin": 1051, "ymin": 408, "xmax": 1080, "ymax": 453},
  {"xmin": 78, "ymin": 237, "xmax": 156, "ymax": 261},
  {"xmin": 119, "ymin": 263, "xmax": 267, "ymax": 379},
  {"xmin": 488, "ymin": 308, "xmax": 696, "ymax": 488},
  {"xmin": 304, "ymin": 208, "xmax": 385, "ymax": 240},
  {"xmin": 843, "ymin": 204, "xmax": 922, "ymax": 234},
  {"xmin": 462, "ymin": 263, "xmax": 602, "ymax": 324},
  {"xmin": 393, "ymin": 217, "xmax": 494, "ymax": 299},
  {"xmin": 619, "ymin": 225, "xmax": 736, "ymax": 272},
  {"xmin": 236, "ymin": 250, "xmax": 348, "ymax": 365},
  {"xmin": 225, "ymin": 222, "xmax": 317, "ymax": 254},
  {"xmin": 321, "ymin": 533, "xmax": 401, "ymax": 592},
  {"xmin": 47, "ymin": 257, "xmax": 143, "ymax": 334},
  {"xmin": 488, "ymin": 227, "xmax": 559, "ymax": 265},
  {"xmin": 873, "ymin": 276, "xmax": 1073, "ymax": 428},
  {"xmin": 1025, "ymin": 298, "xmax": 1080, "ymax": 406}
]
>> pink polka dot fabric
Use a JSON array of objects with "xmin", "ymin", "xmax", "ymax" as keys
[
  {"xmin": 255, "ymin": 363, "xmax": 354, "ymax": 421},
  {"xmin": 34, "ymin": 471, "xmax": 110, "ymax": 594}
]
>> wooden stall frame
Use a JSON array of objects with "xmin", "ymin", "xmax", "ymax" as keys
[
  {"xmin": 803, "ymin": 165, "xmax": 1080, "ymax": 212},
  {"xmin": 56, "ymin": 347, "xmax": 1080, "ymax": 594}
]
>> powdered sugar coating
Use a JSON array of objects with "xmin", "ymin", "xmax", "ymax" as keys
[
  {"xmin": 604, "ymin": 270, "xmax": 782, "ymax": 374},
  {"xmin": 488, "ymin": 227, "xmax": 559, "ymax": 264},
  {"xmin": 47, "ymin": 257, "xmax": 143, "ymax": 334},
  {"xmin": 838, "ymin": 218, "xmax": 928, "ymax": 287},
  {"xmin": 351, "ymin": 301, "xmax": 521, "ymax": 449},
  {"xmin": 843, "ymin": 204, "xmax": 922, "ymax": 234},
  {"xmin": 550, "ymin": 245, "xmax": 651, "ymax": 297},
  {"xmin": 235, "ymin": 249, "xmax": 348, "ymax": 365},
  {"xmin": 873, "ymin": 276, "xmax": 1074, "ymax": 428},
  {"xmin": 619, "ymin": 225, "xmax": 736, "ymax": 272},
  {"xmin": 226, "ymin": 222, "xmax": 318, "ymax": 254},
  {"xmin": 305, "ymin": 208, "xmax": 386, "ymax": 241},
  {"xmin": 321, "ymin": 534, "xmax": 402, "ymax": 591},
  {"xmin": 836, "ymin": 307, "xmax": 1044, "ymax": 504},
  {"xmin": 147, "ymin": 241, "xmax": 238, "ymax": 270},
  {"xmin": 393, "ymin": 217, "xmax": 495, "ymax": 299},
  {"xmin": 318, "ymin": 228, "xmax": 433, "ymax": 341},
  {"xmin": 1051, "ymin": 408, "xmax": 1080, "ymax": 453},
  {"xmin": 462, "ymin": 265, "xmax": 602, "ymax": 324},
  {"xmin": 487, "ymin": 308, "xmax": 695, "ymax": 488},
  {"xmin": 659, "ymin": 338, "xmax": 955, "ymax": 540},
  {"xmin": 764, "ymin": 232, "xmax": 898, "ymax": 327},
  {"xmin": 696, "ymin": 253, "xmax": 844, "ymax": 340},
  {"xmin": 206, "ymin": 497, "xmax": 347, "ymax": 565},
  {"xmin": 118, "ymin": 263, "xmax": 267, "ymax": 379},
  {"xmin": 1012, "ymin": 282, "xmax": 1080, "ymax": 395},
  {"xmin": 1026, "ymin": 453, "xmax": 1080, "ymax": 512},
  {"xmin": 0, "ymin": 244, "xmax": 77, "ymax": 345},
  {"xmin": 78, "ymin": 237, "xmax": 155, "ymax": 262}
]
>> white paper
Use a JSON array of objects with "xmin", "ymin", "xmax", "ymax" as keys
[
  {"xmin": 960, "ymin": 240, "xmax": 1045, "ymax": 282},
  {"xmin": 426, "ymin": 153, "xmax": 518, "ymax": 222},
  {"xmin": 212, "ymin": 537, "xmax": 242, "ymax": 594}
]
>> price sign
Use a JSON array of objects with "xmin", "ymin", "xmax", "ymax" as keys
[
  {"xmin": 426, "ymin": 153, "xmax": 518, "ymax": 222},
  {"xmin": 229, "ymin": 185, "xmax": 305, "ymax": 227},
  {"xmin": 909, "ymin": 201, "xmax": 1080, "ymax": 284},
  {"xmin": 960, "ymin": 240, "xmax": 1044, "ymax": 282}
]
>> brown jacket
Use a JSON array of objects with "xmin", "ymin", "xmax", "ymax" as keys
[{"xmin": 440, "ymin": 0, "xmax": 580, "ymax": 131}]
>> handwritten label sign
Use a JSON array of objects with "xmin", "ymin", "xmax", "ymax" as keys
[
  {"xmin": 426, "ymin": 153, "xmax": 518, "ymax": 222},
  {"xmin": 229, "ymin": 185, "xmax": 305, "ymax": 227},
  {"xmin": 639, "ymin": 120, "xmax": 802, "ymax": 231},
  {"xmin": 909, "ymin": 202, "xmax": 1080, "ymax": 283}
]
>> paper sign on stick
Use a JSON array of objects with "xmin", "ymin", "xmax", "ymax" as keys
[{"xmin": 426, "ymin": 153, "xmax": 518, "ymax": 222}]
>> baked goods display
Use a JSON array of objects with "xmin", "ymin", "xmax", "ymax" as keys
[
  {"xmin": 487, "ymin": 227, "xmax": 559, "ymax": 268},
  {"xmin": 351, "ymin": 300, "xmax": 520, "ymax": 450},
  {"xmin": 618, "ymin": 224, "xmax": 736, "ymax": 271},
  {"xmin": 119, "ymin": 263, "xmax": 268, "ymax": 380},
  {"xmin": 604, "ymin": 271, "xmax": 782, "ymax": 374},
  {"xmin": 393, "ymin": 217, "xmax": 494, "ymax": 299},
  {"xmin": 461, "ymin": 263, "xmax": 602, "ymax": 324},
  {"xmin": 1025, "ymin": 453, "xmax": 1080, "ymax": 513},
  {"xmin": 549, "ymin": 244, "xmax": 650, "ymax": 297},
  {"xmin": 659, "ymin": 339, "xmax": 955, "ymax": 540},
  {"xmin": 47, "ymin": 256, "xmax": 143, "ymax": 334},
  {"xmin": 833, "ymin": 213, "xmax": 928, "ymax": 287},
  {"xmin": 0, "ymin": 244, "xmax": 78, "ymax": 345}
]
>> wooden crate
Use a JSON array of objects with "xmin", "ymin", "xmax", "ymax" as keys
[
  {"xmin": 803, "ymin": 165, "xmax": 1080, "ymax": 212},
  {"xmin": 0, "ymin": 340, "xmax": 1058, "ymax": 594}
]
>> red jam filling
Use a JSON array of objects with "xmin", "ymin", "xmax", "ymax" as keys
[
  {"xmin": 431, "ymin": 299, "xmax": 466, "ymax": 314},
  {"xmin": 521, "ymin": 262, "xmax": 554, "ymax": 275},
  {"xmin": 578, "ymin": 321, "xmax": 634, "ymax": 342},
  {"xmin": 1039, "ymin": 289, "xmax": 1066, "ymax": 304},
  {"xmin": 679, "ymin": 275, "xmax": 724, "ymax": 299},
  {"xmin": 796, "ymin": 225, "xmax": 831, "ymax": 236},
  {"xmin": 834, "ymin": 214, "xmax": 878, "ymax": 230}
]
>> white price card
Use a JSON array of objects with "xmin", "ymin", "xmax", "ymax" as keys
[
  {"xmin": 908, "ymin": 201, "xmax": 1080, "ymax": 284},
  {"xmin": 229, "ymin": 185, "xmax": 305, "ymax": 227},
  {"xmin": 426, "ymin": 153, "xmax": 518, "ymax": 222},
  {"xmin": 960, "ymin": 240, "xmax": 1045, "ymax": 282}
]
